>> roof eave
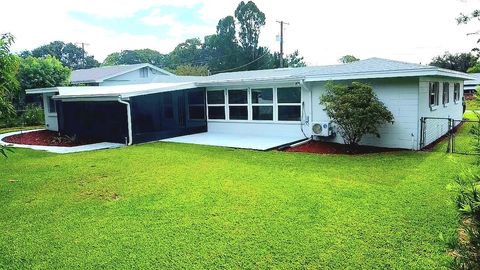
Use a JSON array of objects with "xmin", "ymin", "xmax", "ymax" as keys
[{"xmin": 25, "ymin": 87, "xmax": 60, "ymax": 94}]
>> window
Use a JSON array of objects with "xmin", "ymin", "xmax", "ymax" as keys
[
  {"xmin": 454, "ymin": 83, "xmax": 461, "ymax": 102},
  {"xmin": 188, "ymin": 90, "xmax": 205, "ymax": 120},
  {"xmin": 228, "ymin": 89, "xmax": 248, "ymax": 120},
  {"xmin": 48, "ymin": 95, "xmax": 56, "ymax": 113},
  {"xmin": 207, "ymin": 90, "xmax": 226, "ymax": 120},
  {"xmin": 442, "ymin": 82, "xmax": 450, "ymax": 105},
  {"xmin": 277, "ymin": 87, "xmax": 301, "ymax": 121},
  {"xmin": 429, "ymin": 82, "xmax": 439, "ymax": 108},
  {"xmin": 140, "ymin": 67, "xmax": 149, "ymax": 78},
  {"xmin": 252, "ymin": 88, "xmax": 273, "ymax": 120}
]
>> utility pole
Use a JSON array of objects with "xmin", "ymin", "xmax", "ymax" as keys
[
  {"xmin": 75, "ymin": 42, "xmax": 90, "ymax": 68},
  {"xmin": 276, "ymin": 20, "xmax": 289, "ymax": 68}
]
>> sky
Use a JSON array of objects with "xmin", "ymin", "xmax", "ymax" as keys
[{"xmin": 1, "ymin": 0, "xmax": 480, "ymax": 66}]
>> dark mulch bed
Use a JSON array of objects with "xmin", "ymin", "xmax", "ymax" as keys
[
  {"xmin": 3, "ymin": 130, "xmax": 97, "ymax": 147},
  {"xmin": 286, "ymin": 140, "xmax": 404, "ymax": 155}
]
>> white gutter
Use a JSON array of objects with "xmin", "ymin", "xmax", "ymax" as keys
[{"xmin": 117, "ymin": 97, "xmax": 133, "ymax": 146}]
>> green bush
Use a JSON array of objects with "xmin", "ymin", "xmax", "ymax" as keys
[{"xmin": 23, "ymin": 104, "xmax": 44, "ymax": 126}]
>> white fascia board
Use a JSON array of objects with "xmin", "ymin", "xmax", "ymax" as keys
[
  {"xmin": 53, "ymin": 95, "xmax": 121, "ymax": 102},
  {"xmin": 25, "ymin": 87, "xmax": 60, "ymax": 94},
  {"xmin": 197, "ymin": 77, "xmax": 302, "ymax": 88},
  {"xmin": 120, "ymin": 82, "xmax": 198, "ymax": 98},
  {"xmin": 304, "ymin": 69, "xmax": 474, "ymax": 82}
]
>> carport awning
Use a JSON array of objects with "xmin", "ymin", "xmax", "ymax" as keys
[{"xmin": 162, "ymin": 132, "xmax": 306, "ymax": 150}]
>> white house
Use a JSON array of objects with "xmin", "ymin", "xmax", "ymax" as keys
[{"xmin": 26, "ymin": 58, "xmax": 472, "ymax": 150}]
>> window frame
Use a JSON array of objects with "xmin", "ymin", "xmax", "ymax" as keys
[
  {"xmin": 429, "ymin": 82, "xmax": 440, "ymax": 109},
  {"xmin": 277, "ymin": 87, "xmax": 302, "ymax": 122},
  {"xmin": 454, "ymin": 83, "xmax": 461, "ymax": 103},
  {"xmin": 46, "ymin": 94, "xmax": 57, "ymax": 114},
  {"xmin": 227, "ymin": 88, "xmax": 249, "ymax": 120},
  {"xmin": 442, "ymin": 82, "xmax": 450, "ymax": 106},
  {"xmin": 251, "ymin": 88, "xmax": 274, "ymax": 121},
  {"xmin": 207, "ymin": 90, "xmax": 227, "ymax": 120}
]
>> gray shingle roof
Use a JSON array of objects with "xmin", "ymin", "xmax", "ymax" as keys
[
  {"xmin": 200, "ymin": 58, "xmax": 471, "ymax": 84},
  {"xmin": 71, "ymin": 63, "xmax": 173, "ymax": 84},
  {"xmin": 465, "ymin": 73, "xmax": 480, "ymax": 85}
]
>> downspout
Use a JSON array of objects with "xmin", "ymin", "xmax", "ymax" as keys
[{"xmin": 118, "ymin": 97, "xmax": 133, "ymax": 146}]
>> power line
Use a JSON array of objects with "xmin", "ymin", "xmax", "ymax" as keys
[
  {"xmin": 75, "ymin": 42, "xmax": 90, "ymax": 68},
  {"xmin": 211, "ymin": 52, "xmax": 270, "ymax": 74},
  {"xmin": 276, "ymin": 20, "xmax": 289, "ymax": 68}
]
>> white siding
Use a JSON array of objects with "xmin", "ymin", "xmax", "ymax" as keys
[
  {"xmin": 100, "ymin": 68, "xmax": 169, "ymax": 86},
  {"xmin": 418, "ymin": 77, "xmax": 464, "ymax": 147},
  {"xmin": 307, "ymin": 78, "xmax": 420, "ymax": 149}
]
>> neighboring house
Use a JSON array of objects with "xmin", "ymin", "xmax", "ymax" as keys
[
  {"xmin": 36, "ymin": 63, "xmax": 176, "ymax": 131},
  {"xmin": 464, "ymin": 73, "xmax": 480, "ymax": 99},
  {"xmin": 26, "ymin": 58, "xmax": 471, "ymax": 150}
]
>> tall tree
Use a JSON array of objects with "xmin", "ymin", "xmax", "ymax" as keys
[
  {"xmin": 174, "ymin": 65, "xmax": 209, "ymax": 76},
  {"xmin": 234, "ymin": 1, "xmax": 266, "ymax": 69},
  {"xmin": 204, "ymin": 16, "xmax": 241, "ymax": 72},
  {"xmin": 18, "ymin": 56, "xmax": 71, "ymax": 90},
  {"xmin": 430, "ymin": 52, "xmax": 478, "ymax": 72},
  {"xmin": 28, "ymin": 41, "xmax": 99, "ymax": 69},
  {"xmin": 339, "ymin": 55, "xmax": 360, "ymax": 64},
  {"xmin": 0, "ymin": 33, "xmax": 20, "ymax": 121},
  {"xmin": 103, "ymin": 49, "xmax": 167, "ymax": 67}
]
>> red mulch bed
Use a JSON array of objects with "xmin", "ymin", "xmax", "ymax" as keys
[
  {"xmin": 286, "ymin": 140, "xmax": 404, "ymax": 155},
  {"xmin": 3, "ymin": 130, "xmax": 97, "ymax": 147}
]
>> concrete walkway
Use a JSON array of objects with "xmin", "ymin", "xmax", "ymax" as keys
[{"xmin": 0, "ymin": 129, "xmax": 124, "ymax": 154}]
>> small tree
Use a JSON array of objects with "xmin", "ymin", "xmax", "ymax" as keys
[
  {"xmin": 320, "ymin": 82, "xmax": 394, "ymax": 146},
  {"xmin": 339, "ymin": 55, "xmax": 359, "ymax": 64}
]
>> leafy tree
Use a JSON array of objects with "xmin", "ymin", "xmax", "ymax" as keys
[
  {"xmin": 204, "ymin": 16, "xmax": 241, "ymax": 72},
  {"xmin": 18, "ymin": 56, "xmax": 71, "ymax": 90},
  {"xmin": 103, "ymin": 49, "xmax": 167, "ymax": 67},
  {"xmin": 167, "ymin": 38, "xmax": 208, "ymax": 69},
  {"xmin": 234, "ymin": 1, "xmax": 266, "ymax": 68},
  {"xmin": 339, "ymin": 55, "xmax": 360, "ymax": 64},
  {"xmin": 174, "ymin": 65, "xmax": 209, "ymax": 76},
  {"xmin": 28, "ymin": 41, "xmax": 99, "ymax": 69},
  {"xmin": 430, "ymin": 52, "xmax": 478, "ymax": 72},
  {"xmin": 0, "ymin": 33, "xmax": 20, "ymax": 121},
  {"xmin": 272, "ymin": 50, "xmax": 307, "ymax": 68},
  {"xmin": 320, "ymin": 82, "xmax": 394, "ymax": 146}
]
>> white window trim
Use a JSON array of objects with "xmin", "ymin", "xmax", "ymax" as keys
[
  {"xmin": 429, "ymin": 82, "xmax": 439, "ymax": 110},
  {"xmin": 454, "ymin": 83, "xmax": 461, "ymax": 104},
  {"xmin": 206, "ymin": 86, "xmax": 302, "ymax": 123}
]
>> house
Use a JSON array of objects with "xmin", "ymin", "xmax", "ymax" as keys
[
  {"xmin": 464, "ymin": 73, "xmax": 480, "ymax": 99},
  {"xmin": 26, "ymin": 58, "xmax": 472, "ymax": 150}
]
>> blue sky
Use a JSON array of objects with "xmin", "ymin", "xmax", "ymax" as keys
[
  {"xmin": 1, "ymin": 0, "xmax": 480, "ymax": 65},
  {"xmin": 69, "ymin": 4, "xmax": 207, "ymax": 38}
]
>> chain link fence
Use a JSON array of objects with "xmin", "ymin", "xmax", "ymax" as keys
[{"xmin": 420, "ymin": 117, "xmax": 480, "ymax": 155}]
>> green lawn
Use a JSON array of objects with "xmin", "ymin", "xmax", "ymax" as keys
[{"xmin": 0, "ymin": 130, "xmax": 475, "ymax": 269}]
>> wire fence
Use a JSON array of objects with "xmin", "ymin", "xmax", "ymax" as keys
[{"xmin": 420, "ymin": 117, "xmax": 480, "ymax": 155}]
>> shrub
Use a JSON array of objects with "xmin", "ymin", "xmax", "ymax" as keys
[
  {"xmin": 320, "ymin": 82, "xmax": 394, "ymax": 146},
  {"xmin": 23, "ymin": 104, "xmax": 44, "ymax": 126}
]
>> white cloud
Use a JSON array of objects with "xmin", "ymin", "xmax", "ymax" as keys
[{"xmin": 2, "ymin": 0, "xmax": 480, "ymax": 65}]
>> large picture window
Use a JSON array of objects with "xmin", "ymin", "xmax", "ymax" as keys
[
  {"xmin": 228, "ymin": 89, "xmax": 248, "ymax": 120},
  {"xmin": 442, "ymin": 82, "xmax": 450, "ymax": 105},
  {"xmin": 429, "ymin": 82, "xmax": 439, "ymax": 108},
  {"xmin": 277, "ymin": 87, "xmax": 301, "ymax": 121},
  {"xmin": 206, "ymin": 86, "xmax": 302, "ymax": 122},
  {"xmin": 207, "ymin": 90, "xmax": 225, "ymax": 120},
  {"xmin": 251, "ymin": 88, "xmax": 273, "ymax": 120},
  {"xmin": 454, "ymin": 83, "xmax": 461, "ymax": 102}
]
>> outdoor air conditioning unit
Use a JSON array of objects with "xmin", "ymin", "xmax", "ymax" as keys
[{"xmin": 311, "ymin": 122, "xmax": 333, "ymax": 137}]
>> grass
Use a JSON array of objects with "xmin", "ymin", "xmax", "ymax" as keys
[
  {"xmin": 0, "ymin": 119, "xmax": 476, "ymax": 269},
  {"xmin": 466, "ymin": 99, "xmax": 480, "ymax": 111},
  {"xmin": 0, "ymin": 125, "xmax": 43, "ymax": 134}
]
